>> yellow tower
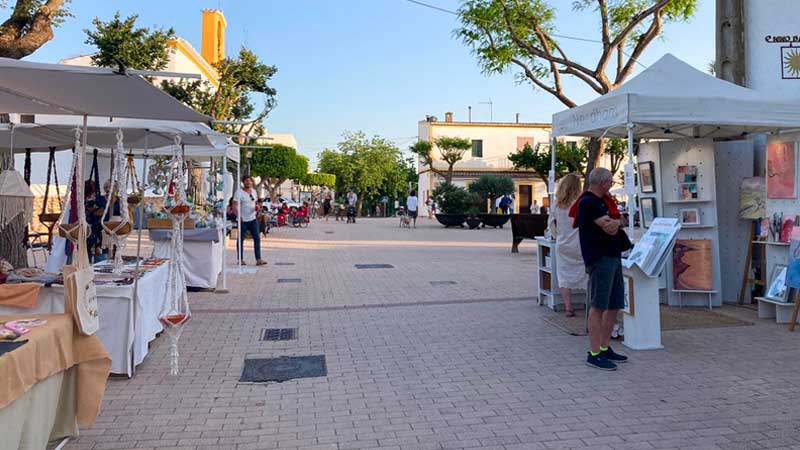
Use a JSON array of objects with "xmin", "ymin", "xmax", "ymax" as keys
[{"xmin": 201, "ymin": 9, "xmax": 226, "ymax": 65}]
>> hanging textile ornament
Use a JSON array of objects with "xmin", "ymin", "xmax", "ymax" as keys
[
  {"xmin": 124, "ymin": 153, "xmax": 143, "ymax": 206},
  {"xmin": 58, "ymin": 129, "xmax": 88, "ymax": 243},
  {"xmin": 159, "ymin": 135, "xmax": 192, "ymax": 375},
  {"xmin": 39, "ymin": 147, "xmax": 63, "ymax": 250},
  {"xmin": 101, "ymin": 129, "xmax": 132, "ymax": 272}
]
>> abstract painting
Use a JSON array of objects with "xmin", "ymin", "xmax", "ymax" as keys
[
  {"xmin": 680, "ymin": 208, "xmax": 700, "ymax": 226},
  {"xmin": 780, "ymin": 219, "xmax": 794, "ymax": 243},
  {"xmin": 766, "ymin": 264, "xmax": 789, "ymax": 302},
  {"xmin": 738, "ymin": 177, "xmax": 766, "ymax": 219},
  {"xmin": 672, "ymin": 239, "xmax": 713, "ymax": 291},
  {"xmin": 677, "ymin": 165, "xmax": 698, "ymax": 183},
  {"xmin": 767, "ymin": 141, "xmax": 797, "ymax": 199},
  {"xmin": 679, "ymin": 183, "xmax": 698, "ymax": 200},
  {"xmin": 786, "ymin": 226, "xmax": 800, "ymax": 289},
  {"xmin": 638, "ymin": 161, "xmax": 655, "ymax": 193}
]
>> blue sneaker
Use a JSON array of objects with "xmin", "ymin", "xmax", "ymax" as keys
[
  {"xmin": 586, "ymin": 352, "xmax": 617, "ymax": 371},
  {"xmin": 600, "ymin": 346, "xmax": 628, "ymax": 363}
]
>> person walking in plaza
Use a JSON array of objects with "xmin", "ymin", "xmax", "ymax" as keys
[
  {"xmin": 499, "ymin": 194, "xmax": 512, "ymax": 214},
  {"xmin": 549, "ymin": 173, "xmax": 587, "ymax": 318},
  {"xmin": 233, "ymin": 175, "xmax": 267, "ymax": 266},
  {"xmin": 532, "ymin": 200, "xmax": 540, "ymax": 214},
  {"xmin": 406, "ymin": 190, "xmax": 419, "ymax": 228},
  {"xmin": 347, "ymin": 189, "xmax": 358, "ymax": 222},
  {"xmin": 575, "ymin": 168, "xmax": 629, "ymax": 370},
  {"xmin": 425, "ymin": 198, "xmax": 433, "ymax": 219}
]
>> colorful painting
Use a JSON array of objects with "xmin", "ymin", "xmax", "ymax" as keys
[
  {"xmin": 757, "ymin": 217, "xmax": 770, "ymax": 240},
  {"xmin": 679, "ymin": 183, "xmax": 699, "ymax": 200},
  {"xmin": 677, "ymin": 165, "xmax": 698, "ymax": 183},
  {"xmin": 638, "ymin": 161, "xmax": 656, "ymax": 193},
  {"xmin": 780, "ymin": 219, "xmax": 794, "ymax": 243},
  {"xmin": 767, "ymin": 141, "xmax": 797, "ymax": 199},
  {"xmin": 766, "ymin": 264, "xmax": 789, "ymax": 302},
  {"xmin": 640, "ymin": 197, "xmax": 656, "ymax": 228},
  {"xmin": 738, "ymin": 177, "xmax": 766, "ymax": 219},
  {"xmin": 785, "ymin": 227, "xmax": 800, "ymax": 289},
  {"xmin": 680, "ymin": 208, "xmax": 700, "ymax": 226},
  {"xmin": 672, "ymin": 239, "xmax": 713, "ymax": 291}
]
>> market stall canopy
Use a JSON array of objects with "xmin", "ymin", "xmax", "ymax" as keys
[
  {"xmin": 552, "ymin": 54, "xmax": 800, "ymax": 139},
  {"xmin": 0, "ymin": 58, "xmax": 210, "ymax": 123}
]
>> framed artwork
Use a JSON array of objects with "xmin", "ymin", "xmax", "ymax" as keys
[
  {"xmin": 677, "ymin": 165, "xmax": 698, "ymax": 183},
  {"xmin": 780, "ymin": 219, "xmax": 794, "ymax": 243},
  {"xmin": 679, "ymin": 208, "xmax": 700, "ymax": 226},
  {"xmin": 622, "ymin": 275, "xmax": 635, "ymax": 315},
  {"xmin": 679, "ymin": 183, "xmax": 699, "ymax": 200},
  {"xmin": 786, "ymin": 227, "xmax": 800, "ymax": 289},
  {"xmin": 738, "ymin": 177, "xmax": 766, "ymax": 219},
  {"xmin": 638, "ymin": 161, "xmax": 656, "ymax": 193},
  {"xmin": 640, "ymin": 197, "xmax": 657, "ymax": 228},
  {"xmin": 765, "ymin": 264, "xmax": 789, "ymax": 302},
  {"xmin": 756, "ymin": 217, "xmax": 770, "ymax": 240},
  {"xmin": 767, "ymin": 141, "xmax": 797, "ymax": 199},
  {"xmin": 672, "ymin": 239, "xmax": 713, "ymax": 291}
]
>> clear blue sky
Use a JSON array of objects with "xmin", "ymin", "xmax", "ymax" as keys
[{"xmin": 26, "ymin": 0, "xmax": 716, "ymax": 165}]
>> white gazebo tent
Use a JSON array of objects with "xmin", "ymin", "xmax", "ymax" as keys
[{"xmin": 551, "ymin": 53, "xmax": 800, "ymax": 238}]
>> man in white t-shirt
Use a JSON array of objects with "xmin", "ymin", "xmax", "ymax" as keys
[
  {"xmin": 233, "ymin": 175, "xmax": 266, "ymax": 266},
  {"xmin": 406, "ymin": 190, "xmax": 419, "ymax": 228}
]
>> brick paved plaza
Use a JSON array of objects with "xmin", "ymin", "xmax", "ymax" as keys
[{"xmin": 68, "ymin": 217, "xmax": 800, "ymax": 450}]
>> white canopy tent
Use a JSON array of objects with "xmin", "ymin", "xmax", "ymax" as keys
[{"xmin": 550, "ymin": 53, "xmax": 800, "ymax": 237}]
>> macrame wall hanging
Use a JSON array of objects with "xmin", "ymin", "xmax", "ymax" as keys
[
  {"xmin": 101, "ymin": 129, "xmax": 132, "ymax": 272},
  {"xmin": 159, "ymin": 135, "xmax": 192, "ymax": 375},
  {"xmin": 39, "ymin": 147, "xmax": 62, "ymax": 250}
]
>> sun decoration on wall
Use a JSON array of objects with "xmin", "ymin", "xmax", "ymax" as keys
[{"xmin": 782, "ymin": 47, "xmax": 800, "ymax": 79}]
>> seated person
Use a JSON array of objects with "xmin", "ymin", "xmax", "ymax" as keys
[{"xmin": 292, "ymin": 202, "xmax": 310, "ymax": 225}]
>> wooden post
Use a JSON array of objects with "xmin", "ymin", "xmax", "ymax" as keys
[
  {"xmin": 789, "ymin": 290, "xmax": 800, "ymax": 332},
  {"xmin": 738, "ymin": 222, "xmax": 757, "ymax": 304}
]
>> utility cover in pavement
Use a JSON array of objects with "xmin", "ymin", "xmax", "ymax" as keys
[
  {"xmin": 430, "ymin": 281, "xmax": 457, "ymax": 286},
  {"xmin": 240, "ymin": 355, "xmax": 326, "ymax": 383},
  {"xmin": 277, "ymin": 278, "xmax": 302, "ymax": 283},
  {"xmin": 324, "ymin": 231, "xmax": 334, "ymax": 234},
  {"xmin": 355, "ymin": 264, "xmax": 394, "ymax": 269},
  {"xmin": 274, "ymin": 262, "xmax": 295, "ymax": 266},
  {"xmin": 261, "ymin": 328, "xmax": 296, "ymax": 341}
]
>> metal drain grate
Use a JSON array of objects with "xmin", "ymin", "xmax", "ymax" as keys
[
  {"xmin": 274, "ymin": 262, "xmax": 295, "ymax": 266},
  {"xmin": 324, "ymin": 231, "xmax": 334, "ymax": 234},
  {"xmin": 430, "ymin": 281, "xmax": 457, "ymax": 286},
  {"xmin": 240, "ymin": 355, "xmax": 327, "ymax": 383},
  {"xmin": 355, "ymin": 264, "xmax": 394, "ymax": 269},
  {"xmin": 277, "ymin": 278, "xmax": 302, "ymax": 283},
  {"xmin": 261, "ymin": 328, "xmax": 297, "ymax": 341}
]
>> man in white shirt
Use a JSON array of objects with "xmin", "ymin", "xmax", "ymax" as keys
[
  {"xmin": 233, "ymin": 175, "xmax": 266, "ymax": 266},
  {"xmin": 406, "ymin": 190, "xmax": 419, "ymax": 228}
]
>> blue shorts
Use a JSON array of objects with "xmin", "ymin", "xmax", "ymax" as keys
[
  {"xmin": 408, "ymin": 210, "xmax": 418, "ymax": 218},
  {"xmin": 587, "ymin": 257, "xmax": 625, "ymax": 310}
]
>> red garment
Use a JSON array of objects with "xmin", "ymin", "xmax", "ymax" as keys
[{"xmin": 569, "ymin": 192, "xmax": 621, "ymax": 228}]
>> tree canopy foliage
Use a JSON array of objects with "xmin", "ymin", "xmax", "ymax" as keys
[
  {"xmin": 468, "ymin": 174, "xmax": 515, "ymax": 213},
  {"xmin": 432, "ymin": 182, "xmax": 480, "ymax": 215},
  {"xmin": 85, "ymin": 11, "xmax": 174, "ymax": 71},
  {"xmin": 456, "ymin": 0, "xmax": 697, "ymax": 174},
  {"xmin": 301, "ymin": 172, "xmax": 336, "ymax": 188},
  {"xmin": 410, "ymin": 136, "xmax": 472, "ymax": 184},
  {"xmin": 318, "ymin": 131, "xmax": 413, "ymax": 215},
  {"xmin": 249, "ymin": 144, "xmax": 308, "ymax": 200},
  {"xmin": 0, "ymin": 0, "xmax": 71, "ymax": 59}
]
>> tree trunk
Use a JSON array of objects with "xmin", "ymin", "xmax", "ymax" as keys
[
  {"xmin": 584, "ymin": 137, "xmax": 604, "ymax": 188},
  {"xmin": 356, "ymin": 198, "xmax": 363, "ymax": 217}
]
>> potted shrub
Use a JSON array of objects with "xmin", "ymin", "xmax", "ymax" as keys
[
  {"xmin": 432, "ymin": 182, "xmax": 474, "ymax": 227},
  {"xmin": 465, "ymin": 207, "xmax": 482, "ymax": 229},
  {"xmin": 468, "ymin": 174, "xmax": 514, "ymax": 228}
]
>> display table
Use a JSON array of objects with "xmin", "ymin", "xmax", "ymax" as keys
[
  {"xmin": 0, "ymin": 260, "xmax": 168, "ymax": 376},
  {"xmin": 0, "ymin": 314, "xmax": 111, "ymax": 450},
  {"xmin": 150, "ymin": 228, "xmax": 224, "ymax": 289}
]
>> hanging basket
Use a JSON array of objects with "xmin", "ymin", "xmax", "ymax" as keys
[
  {"xmin": 166, "ymin": 204, "xmax": 191, "ymax": 215},
  {"xmin": 103, "ymin": 219, "xmax": 132, "ymax": 236},
  {"xmin": 38, "ymin": 212, "xmax": 62, "ymax": 224},
  {"xmin": 127, "ymin": 194, "xmax": 141, "ymax": 206},
  {"xmin": 58, "ymin": 222, "xmax": 88, "ymax": 241},
  {"xmin": 160, "ymin": 313, "xmax": 190, "ymax": 327}
]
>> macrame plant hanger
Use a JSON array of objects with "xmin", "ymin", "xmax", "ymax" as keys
[
  {"xmin": 159, "ymin": 135, "xmax": 191, "ymax": 375},
  {"xmin": 101, "ymin": 129, "xmax": 132, "ymax": 272},
  {"xmin": 58, "ymin": 130, "xmax": 86, "ymax": 243},
  {"xmin": 39, "ymin": 147, "xmax": 63, "ymax": 250}
]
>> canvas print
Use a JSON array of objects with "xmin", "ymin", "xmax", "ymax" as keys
[
  {"xmin": 766, "ymin": 264, "xmax": 789, "ymax": 302},
  {"xmin": 680, "ymin": 208, "xmax": 700, "ymax": 225},
  {"xmin": 638, "ymin": 161, "xmax": 656, "ymax": 193},
  {"xmin": 672, "ymin": 239, "xmax": 713, "ymax": 291},
  {"xmin": 738, "ymin": 177, "xmax": 766, "ymax": 219},
  {"xmin": 757, "ymin": 217, "xmax": 770, "ymax": 240},
  {"xmin": 785, "ymin": 226, "xmax": 800, "ymax": 289},
  {"xmin": 640, "ymin": 197, "xmax": 656, "ymax": 227},
  {"xmin": 767, "ymin": 141, "xmax": 797, "ymax": 199},
  {"xmin": 679, "ymin": 183, "xmax": 699, "ymax": 200},
  {"xmin": 622, "ymin": 275, "xmax": 634, "ymax": 316},
  {"xmin": 780, "ymin": 219, "xmax": 794, "ymax": 243},
  {"xmin": 677, "ymin": 165, "xmax": 698, "ymax": 183}
]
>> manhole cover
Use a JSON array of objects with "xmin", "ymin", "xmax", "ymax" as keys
[
  {"xmin": 261, "ymin": 328, "xmax": 297, "ymax": 341},
  {"xmin": 324, "ymin": 231, "xmax": 334, "ymax": 234},
  {"xmin": 430, "ymin": 281, "xmax": 457, "ymax": 286},
  {"xmin": 355, "ymin": 264, "xmax": 394, "ymax": 269},
  {"xmin": 277, "ymin": 278, "xmax": 302, "ymax": 283},
  {"xmin": 240, "ymin": 355, "xmax": 327, "ymax": 383},
  {"xmin": 274, "ymin": 262, "xmax": 295, "ymax": 266}
]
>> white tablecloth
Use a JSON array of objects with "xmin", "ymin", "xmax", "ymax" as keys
[
  {"xmin": 151, "ymin": 229, "xmax": 223, "ymax": 289},
  {"xmin": 0, "ymin": 263, "xmax": 168, "ymax": 376}
]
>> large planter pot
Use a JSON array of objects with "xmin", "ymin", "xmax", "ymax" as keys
[
  {"xmin": 435, "ymin": 213, "xmax": 467, "ymax": 228},
  {"xmin": 479, "ymin": 213, "xmax": 511, "ymax": 228},
  {"xmin": 466, "ymin": 217, "xmax": 482, "ymax": 229}
]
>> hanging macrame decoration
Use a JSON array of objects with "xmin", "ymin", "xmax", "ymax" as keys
[
  {"xmin": 39, "ymin": 147, "xmax": 63, "ymax": 250},
  {"xmin": 101, "ymin": 129, "xmax": 132, "ymax": 272},
  {"xmin": 124, "ymin": 153, "xmax": 143, "ymax": 206},
  {"xmin": 159, "ymin": 135, "xmax": 192, "ymax": 375},
  {"xmin": 58, "ymin": 129, "xmax": 87, "ymax": 243}
]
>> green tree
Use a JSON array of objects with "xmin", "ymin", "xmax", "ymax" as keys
[
  {"xmin": 508, "ymin": 142, "xmax": 585, "ymax": 193},
  {"xmin": 410, "ymin": 136, "xmax": 472, "ymax": 184},
  {"xmin": 456, "ymin": 0, "xmax": 698, "ymax": 175},
  {"xmin": 249, "ymin": 144, "xmax": 308, "ymax": 201},
  {"xmin": 468, "ymin": 174, "xmax": 515, "ymax": 213},
  {"xmin": 318, "ymin": 131, "xmax": 409, "ymax": 215},
  {"xmin": 0, "ymin": 0, "xmax": 71, "ymax": 59},
  {"xmin": 432, "ymin": 182, "xmax": 480, "ymax": 215},
  {"xmin": 85, "ymin": 11, "xmax": 174, "ymax": 71},
  {"xmin": 301, "ymin": 173, "xmax": 336, "ymax": 189}
]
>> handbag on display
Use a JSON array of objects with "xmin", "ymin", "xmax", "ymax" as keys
[{"xmin": 63, "ymin": 223, "xmax": 99, "ymax": 335}]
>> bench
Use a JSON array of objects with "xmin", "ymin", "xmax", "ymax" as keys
[{"xmin": 510, "ymin": 213, "xmax": 549, "ymax": 253}]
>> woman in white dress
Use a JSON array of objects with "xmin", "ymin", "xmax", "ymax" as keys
[{"xmin": 549, "ymin": 173, "xmax": 587, "ymax": 317}]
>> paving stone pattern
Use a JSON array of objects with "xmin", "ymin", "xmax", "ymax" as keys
[{"xmin": 67, "ymin": 218, "xmax": 800, "ymax": 450}]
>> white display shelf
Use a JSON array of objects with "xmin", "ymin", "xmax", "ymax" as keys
[
  {"xmin": 756, "ymin": 296, "xmax": 800, "ymax": 324},
  {"xmin": 664, "ymin": 198, "xmax": 713, "ymax": 204},
  {"xmin": 751, "ymin": 240, "xmax": 789, "ymax": 246},
  {"xmin": 680, "ymin": 223, "xmax": 716, "ymax": 229}
]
